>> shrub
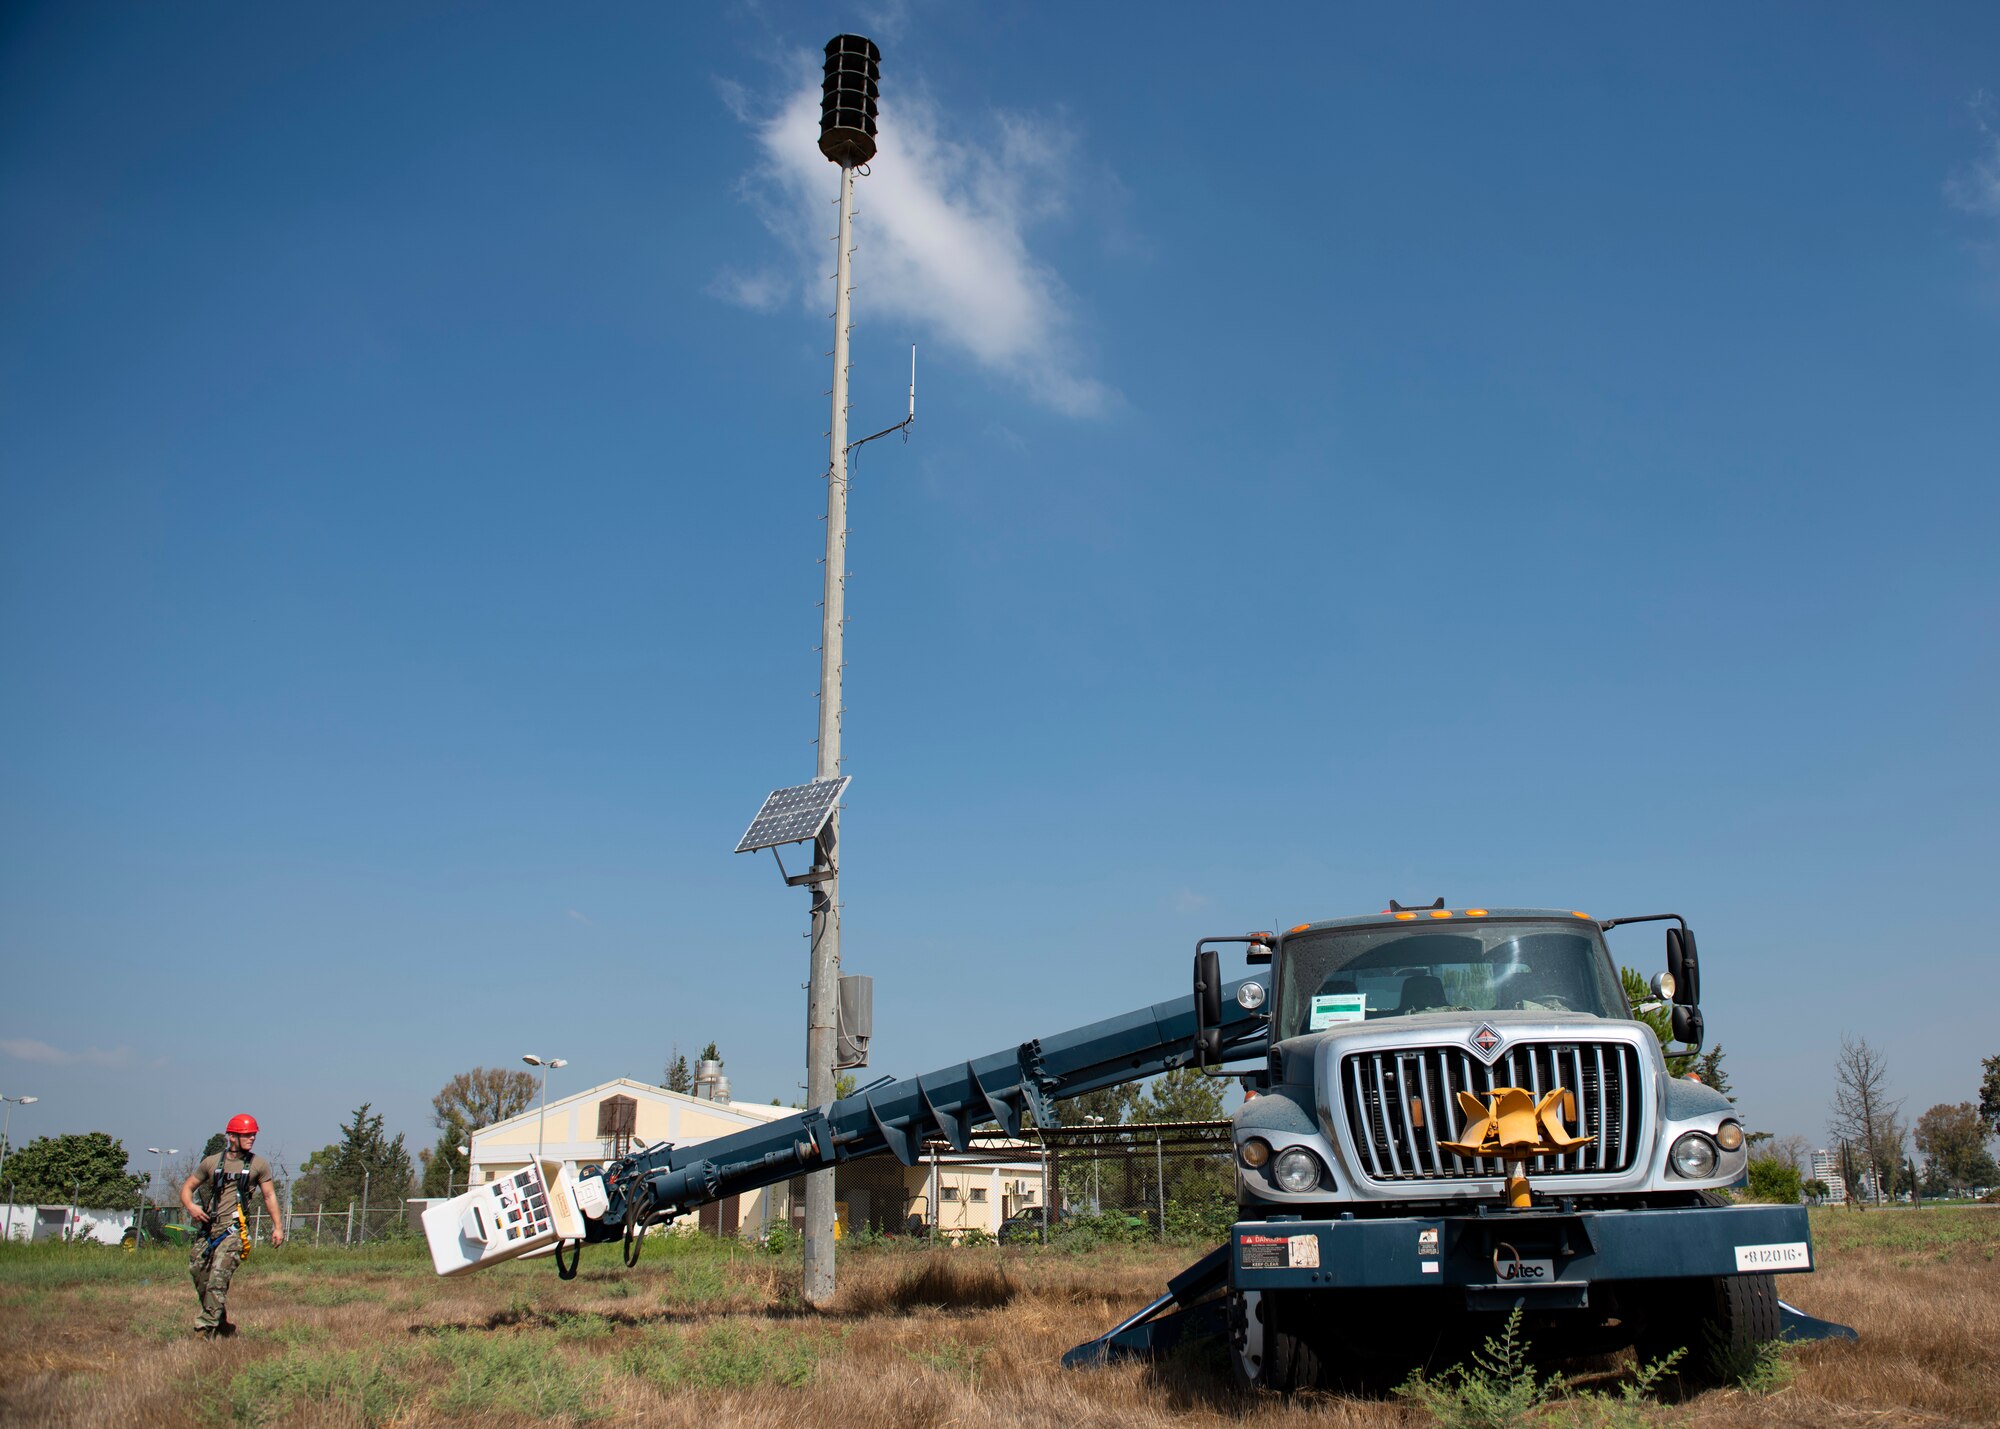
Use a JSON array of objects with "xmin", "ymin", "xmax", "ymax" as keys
[
  {"xmin": 1745, "ymin": 1157, "xmax": 1803, "ymax": 1204},
  {"xmin": 1396, "ymin": 1310, "xmax": 1566, "ymax": 1429},
  {"xmin": 1163, "ymin": 1200, "xmax": 1235, "ymax": 1244}
]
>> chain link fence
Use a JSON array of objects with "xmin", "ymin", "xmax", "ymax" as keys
[
  {"xmin": 3, "ymin": 1124, "xmax": 1239, "ymax": 1252},
  {"xmin": 823, "ymin": 1120, "xmax": 1236, "ymax": 1246}
]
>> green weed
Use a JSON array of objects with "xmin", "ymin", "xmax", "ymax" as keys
[
  {"xmin": 428, "ymin": 1329, "xmax": 603, "ymax": 1419},
  {"xmin": 262, "ymin": 1322, "xmax": 331, "ymax": 1349},
  {"xmin": 908, "ymin": 1338, "xmax": 988, "ymax": 1382},
  {"xmin": 1703, "ymin": 1328, "xmax": 1793, "ymax": 1394},
  {"xmin": 1549, "ymin": 1349, "xmax": 1684, "ymax": 1428},
  {"xmin": 619, "ymin": 1322, "xmax": 823, "ymax": 1390},
  {"xmin": 1396, "ymin": 1310, "xmax": 1567, "ymax": 1429},
  {"xmin": 550, "ymin": 1309, "xmax": 614, "ymax": 1341},
  {"xmin": 659, "ymin": 1258, "xmax": 730, "ymax": 1304},
  {"xmin": 228, "ymin": 1349, "xmax": 409, "ymax": 1426}
]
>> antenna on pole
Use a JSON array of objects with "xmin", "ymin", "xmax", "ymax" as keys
[{"xmin": 848, "ymin": 346, "xmax": 916, "ymax": 453}]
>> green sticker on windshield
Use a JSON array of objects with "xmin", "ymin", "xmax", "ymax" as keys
[{"xmin": 1309, "ymin": 992, "xmax": 1367, "ymax": 1029}]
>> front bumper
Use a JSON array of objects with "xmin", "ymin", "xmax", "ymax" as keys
[{"xmin": 1232, "ymin": 1204, "xmax": 1813, "ymax": 1304}]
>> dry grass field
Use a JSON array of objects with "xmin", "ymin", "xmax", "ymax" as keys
[{"xmin": 1, "ymin": 1207, "xmax": 1993, "ymax": 1427}]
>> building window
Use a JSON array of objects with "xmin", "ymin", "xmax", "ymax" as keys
[
  {"xmin": 940, "ymin": 1187, "xmax": 958, "ymax": 1201},
  {"xmin": 969, "ymin": 1188, "xmax": 987, "ymax": 1203}
]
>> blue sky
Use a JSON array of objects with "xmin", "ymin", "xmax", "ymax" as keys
[{"xmin": 3, "ymin": 3, "xmax": 1996, "ymax": 1186}]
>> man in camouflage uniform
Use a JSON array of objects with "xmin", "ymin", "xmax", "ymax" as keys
[{"xmin": 179, "ymin": 1112, "xmax": 284, "ymax": 1337}]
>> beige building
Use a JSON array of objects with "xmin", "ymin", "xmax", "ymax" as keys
[
  {"xmin": 467, "ymin": 1077, "xmax": 1041, "ymax": 1238},
  {"xmin": 468, "ymin": 1078, "xmax": 796, "ymax": 1236}
]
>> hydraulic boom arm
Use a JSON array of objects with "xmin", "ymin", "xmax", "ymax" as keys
[{"xmin": 425, "ymin": 971, "xmax": 1268, "ymax": 1276}]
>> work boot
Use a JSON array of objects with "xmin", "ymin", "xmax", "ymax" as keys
[{"xmin": 218, "ymin": 1314, "xmax": 237, "ymax": 1338}]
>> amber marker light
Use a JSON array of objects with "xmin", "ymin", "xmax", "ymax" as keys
[
  {"xmin": 1289, "ymin": 924, "xmax": 1311, "ymax": 934},
  {"xmin": 1394, "ymin": 911, "xmax": 1416, "ymax": 920},
  {"xmin": 1466, "ymin": 909, "xmax": 1489, "ymax": 917},
  {"xmin": 1571, "ymin": 911, "xmax": 1591, "ymax": 919},
  {"xmin": 1429, "ymin": 909, "xmax": 1453, "ymax": 918}
]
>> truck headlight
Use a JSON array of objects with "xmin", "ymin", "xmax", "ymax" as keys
[
  {"xmin": 1670, "ymin": 1132, "xmax": 1719, "ymax": 1178},
  {"xmin": 1272, "ymin": 1147, "xmax": 1323, "ymax": 1193},
  {"xmin": 1714, "ymin": 1120, "xmax": 1744, "ymax": 1152},
  {"xmin": 1240, "ymin": 1137, "xmax": 1272, "ymax": 1169}
]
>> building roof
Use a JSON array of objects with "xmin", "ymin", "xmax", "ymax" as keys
[{"xmin": 469, "ymin": 1077, "xmax": 793, "ymax": 1141}]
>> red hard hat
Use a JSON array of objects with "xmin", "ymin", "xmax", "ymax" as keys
[{"xmin": 227, "ymin": 1114, "xmax": 259, "ymax": 1135}]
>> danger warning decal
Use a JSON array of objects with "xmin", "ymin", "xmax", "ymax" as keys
[
  {"xmin": 1238, "ymin": 1232, "xmax": 1323, "ymax": 1271},
  {"xmin": 1239, "ymin": 1233, "xmax": 1289, "ymax": 1269}
]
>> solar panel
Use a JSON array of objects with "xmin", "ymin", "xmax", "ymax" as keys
[{"xmin": 735, "ymin": 777, "xmax": 850, "ymax": 854}]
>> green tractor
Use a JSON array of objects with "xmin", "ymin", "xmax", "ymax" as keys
[{"xmin": 121, "ymin": 1205, "xmax": 194, "ymax": 1250}]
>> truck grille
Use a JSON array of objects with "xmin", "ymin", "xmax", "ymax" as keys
[{"xmin": 1340, "ymin": 1042, "xmax": 1643, "ymax": 1182}]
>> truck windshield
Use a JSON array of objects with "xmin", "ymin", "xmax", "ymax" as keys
[{"xmin": 1276, "ymin": 921, "xmax": 1627, "ymax": 1040}]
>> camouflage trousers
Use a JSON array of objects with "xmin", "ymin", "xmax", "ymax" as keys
[{"xmin": 188, "ymin": 1222, "xmax": 245, "ymax": 1331}]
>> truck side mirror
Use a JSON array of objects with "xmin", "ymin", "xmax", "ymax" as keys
[
  {"xmin": 1194, "ymin": 949, "xmax": 1222, "ymax": 1064},
  {"xmin": 1671, "ymin": 1003, "xmax": 1704, "ymax": 1050},
  {"xmin": 1666, "ymin": 928, "xmax": 1701, "ymax": 1006}
]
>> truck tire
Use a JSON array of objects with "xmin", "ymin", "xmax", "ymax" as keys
[
  {"xmin": 1265, "ymin": 1324, "xmax": 1324, "ymax": 1394},
  {"xmin": 1638, "ymin": 1273, "xmax": 1781, "ymax": 1384},
  {"xmin": 1699, "ymin": 1272, "xmax": 1781, "ymax": 1378},
  {"xmin": 1230, "ymin": 1290, "xmax": 1324, "ymax": 1393}
]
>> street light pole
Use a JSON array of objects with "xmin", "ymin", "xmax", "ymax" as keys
[
  {"xmin": 144, "ymin": 1147, "xmax": 178, "ymax": 1244},
  {"xmin": 521, "ymin": 1056, "xmax": 567, "ymax": 1166},
  {"xmin": 0, "ymin": 1094, "xmax": 38, "ymax": 1193}
]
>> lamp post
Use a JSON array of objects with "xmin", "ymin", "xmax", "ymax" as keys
[
  {"xmin": 521, "ymin": 1055, "xmax": 567, "ymax": 1166},
  {"xmin": 0, "ymin": 1094, "xmax": 38, "ymax": 1191},
  {"xmin": 144, "ymin": 1147, "xmax": 178, "ymax": 1245},
  {"xmin": 447, "ymin": 1143, "xmax": 469, "ymax": 1199},
  {"xmin": 1084, "ymin": 1115, "xmax": 1105, "ymax": 1212}
]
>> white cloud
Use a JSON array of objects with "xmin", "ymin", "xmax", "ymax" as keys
[
  {"xmin": 565, "ymin": 908, "xmax": 597, "ymax": 927},
  {"xmin": 1, "ymin": 1036, "xmax": 133, "ymax": 1068},
  {"xmin": 705, "ymin": 268, "xmax": 789, "ymax": 312},
  {"xmin": 724, "ymin": 62, "xmax": 1111, "ymax": 416},
  {"xmin": 1945, "ymin": 94, "xmax": 2000, "ymax": 221},
  {"xmin": 1169, "ymin": 888, "xmax": 1212, "ymax": 916}
]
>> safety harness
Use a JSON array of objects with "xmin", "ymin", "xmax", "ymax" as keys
[{"xmin": 200, "ymin": 1153, "xmax": 257, "ymax": 1259}]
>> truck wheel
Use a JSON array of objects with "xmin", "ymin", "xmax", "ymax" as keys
[
  {"xmin": 1697, "ymin": 1273, "xmax": 1780, "ymax": 1379},
  {"xmin": 1233, "ymin": 1290, "xmax": 1323, "ymax": 1393},
  {"xmin": 1638, "ymin": 1274, "xmax": 1781, "ymax": 1384}
]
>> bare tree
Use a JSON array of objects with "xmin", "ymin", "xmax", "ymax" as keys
[
  {"xmin": 1828, "ymin": 1034, "xmax": 1903, "ymax": 1205},
  {"xmin": 1765, "ymin": 1134, "xmax": 1812, "ymax": 1174}
]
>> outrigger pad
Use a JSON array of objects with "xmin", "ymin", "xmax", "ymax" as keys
[
  {"xmin": 1063, "ymin": 1244, "xmax": 1231, "ymax": 1368},
  {"xmin": 1778, "ymin": 1299, "xmax": 1858, "ymax": 1343}
]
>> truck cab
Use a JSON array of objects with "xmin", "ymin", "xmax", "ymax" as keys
[
  {"xmin": 1197, "ymin": 906, "xmax": 1822, "ymax": 1392},
  {"xmin": 1234, "ymin": 908, "xmax": 1743, "ymax": 1217}
]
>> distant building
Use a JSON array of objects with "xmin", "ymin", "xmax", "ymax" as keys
[{"xmin": 1808, "ymin": 1148, "xmax": 1844, "ymax": 1202}]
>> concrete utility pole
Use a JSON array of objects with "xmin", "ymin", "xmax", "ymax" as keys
[{"xmin": 803, "ymin": 33, "xmax": 881, "ymax": 1308}]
